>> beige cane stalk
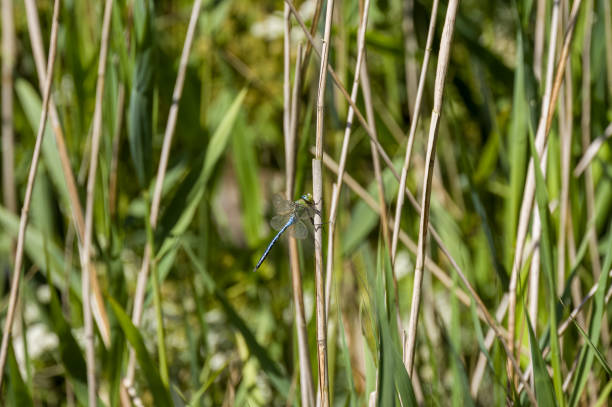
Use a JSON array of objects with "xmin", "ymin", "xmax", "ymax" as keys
[{"xmin": 0, "ymin": 0, "xmax": 61, "ymax": 390}]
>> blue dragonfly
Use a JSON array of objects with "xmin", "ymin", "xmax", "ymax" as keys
[{"xmin": 253, "ymin": 193, "xmax": 318, "ymax": 271}]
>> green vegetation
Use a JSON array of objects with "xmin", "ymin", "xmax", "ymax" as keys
[{"xmin": 1, "ymin": 0, "xmax": 611, "ymax": 405}]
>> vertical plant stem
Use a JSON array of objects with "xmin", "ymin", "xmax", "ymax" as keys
[
  {"xmin": 0, "ymin": 0, "xmax": 61, "ymax": 390},
  {"xmin": 299, "ymin": 0, "xmax": 323, "ymax": 81},
  {"xmin": 313, "ymin": 0, "xmax": 335, "ymax": 405},
  {"xmin": 286, "ymin": 40, "xmax": 315, "ymax": 407},
  {"xmin": 124, "ymin": 0, "xmax": 202, "ymax": 389},
  {"xmin": 391, "ymin": 0, "xmax": 439, "ymax": 265},
  {"xmin": 402, "ymin": 0, "xmax": 419, "ymax": 117},
  {"xmin": 360, "ymin": 56, "xmax": 400, "ymax": 331},
  {"xmin": 533, "ymin": 0, "xmax": 546, "ymax": 82},
  {"xmin": 23, "ymin": 0, "xmax": 112, "ymax": 347},
  {"xmin": 404, "ymin": 0, "xmax": 460, "ymax": 376},
  {"xmin": 508, "ymin": 0, "xmax": 583, "ymax": 382},
  {"xmin": 324, "ymin": 0, "xmax": 370, "ymax": 317},
  {"xmin": 79, "ymin": 0, "xmax": 114, "ymax": 403},
  {"xmin": 1, "ymin": 0, "xmax": 16, "ymax": 217},
  {"xmin": 283, "ymin": 3, "xmax": 292, "ymax": 153},
  {"xmin": 508, "ymin": 0, "xmax": 560, "ymax": 381},
  {"xmin": 558, "ymin": 0, "xmax": 574, "ymax": 297},
  {"xmin": 360, "ymin": 57, "xmax": 390, "ymax": 261}
]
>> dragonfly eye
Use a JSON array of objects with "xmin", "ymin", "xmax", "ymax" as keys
[{"xmin": 301, "ymin": 193, "xmax": 314, "ymax": 204}]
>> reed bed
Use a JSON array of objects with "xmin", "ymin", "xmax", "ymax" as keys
[{"xmin": 0, "ymin": 0, "xmax": 611, "ymax": 405}]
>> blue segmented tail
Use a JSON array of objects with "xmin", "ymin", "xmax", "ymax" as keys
[{"xmin": 253, "ymin": 215, "xmax": 297, "ymax": 271}]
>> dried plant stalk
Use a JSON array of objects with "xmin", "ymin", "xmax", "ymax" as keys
[
  {"xmin": 286, "ymin": 39, "xmax": 315, "ymax": 407},
  {"xmin": 23, "ymin": 0, "xmax": 111, "ymax": 346},
  {"xmin": 124, "ymin": 0, "xmax": 203, "ymax": 390},
  {"xmin": 324, "ymin": 0, "xmax": 370, "ymax": 316},
  {"xmin": 508, "ymin": 0, "xmax": 583, "ymax": 381},
  {"xmin": 312, "ymin": 0, "xmax": 335, "ymax": 404},
  {"xmin": 404, "ymin": 0, "xmax": 459, "ymax": 375},
  {"xmin": 0, "ymin": 0, "xmax": 61, "ymax": 390},
  {"xmin": 1, "ymin": 0, "xmax": 16, "ymax": 216},
  {"xmin": 391, "ymin": 0, "xmax": 440, "ymax": 264},
  {"xmin": 78, "ymin": 0, "xmax": 114, "ymax": 403}
]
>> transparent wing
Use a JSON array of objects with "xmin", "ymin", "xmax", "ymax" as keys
[
  {"xmin": 291, "ymin": 221, "xmax": 308, "ymax": 239},
  {"xmin": 295, "ymin": 204, "xmax": 316, "ymax": 224},
  {"xmin": 270, "ymin": 214, "xmax": 291, "ymax": 231},
  {"xmin": 272, "ymin": 194, "xmax": 293, "ymax": 213}
]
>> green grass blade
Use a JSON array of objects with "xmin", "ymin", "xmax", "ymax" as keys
[
  {"xmin": 107, "ymin": 296, "xmax": 173, "ymax": 407},
  {"xmin": 14, "ymin": 79, "xmax": 71, "ymax": 212},
  {"xmin": 128, "ymin": 0, "xmax": 156, "ymax": 187},
  {"xmin": 525, "ymin": 310, "xmax": 558, "ymax": 407},
  {"xmin": 156, "ymin": 88, "xmax": 247, "ymax": 260},
  {"xmin": 0, "ymin": 206, "xmax": 74, "ymax": 295}
]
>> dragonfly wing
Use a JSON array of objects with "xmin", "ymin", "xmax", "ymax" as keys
[
  {"xmin": 295, "ymin": 205, "xmax": 316, "ymax": 225},
  {"xmin": 291, "ymin": 221, "xmax": 308, "ymax": 239},
  {"xmin": 270, "ymin": 214, "xmax": 292, "ymax": 231},
  {"xmin": 272, "ymin": 194, "xmax": 293, "ymax": 213}
]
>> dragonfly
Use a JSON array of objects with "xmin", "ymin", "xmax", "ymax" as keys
[{"xmin": 253, "ymin": 193, "xmax": 319, "ymax": 271}]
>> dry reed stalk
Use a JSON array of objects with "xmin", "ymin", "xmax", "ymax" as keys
[
  {"xmin": 312, "ymin": 0, "xmax": 335, "ymax": 405},
  {"xmin": 391, "ymin": 0, "xmax": 440, "ymax": 264},
  {"xmin": 557, "ymin": 5, "xmax": 574, "ymax": 298},
  {"xmin": 574, "ymin": 123, "xmax": 612, "ymax": 176},
  {"xmin": 403, "ymin": 0, "xmax": 459, "ymax": 376},
  {"xmin": 79, "ymin": 0, "xmax": 114, "ymax": 403},
  {"xmin": 533, "ymin": 0, "xmax": 546, "ymax": 82},
  {"xmin": 509, "ymin": 0, "xmax": 584, "ymax": 383},
  {"xmin": 1, "ymin": 0, "xmax": 16, "ymax": 216},
  {"xmin": 283, "ymin": 3, "xmax": 292, "ymax": 148},
  {"xmin": 0, "ymin": 0, "xmax": 61, "ymax": 390},
  {"xmin": 124, "ymin": 0, "xmax": 203, "ymax": 390},
  {"xmin": 286, "ymin": 39, "xmax": 315, "ymax": 407},
  {"xmin": 299, "ymin": 0, "xmax": 323, "ymax": 81},
  {"xmin": 285, "ymin": 0, "xmax": 386, "ymax": 160},
  {"xmin": 294, "ymin": 5, "xmax": 532, "ymax": 397},
  {"xmin": 507, "ymin": 0, "xmax": 561, "ymax": 380},
  {"xmin": 324, "ymin": 0, "xmax": 370, "ymax": 317},
  {"xmin": 402, "ymin": 0, "xmax": 419, "ymax": 117},
  {"xmin": 360, "ymin": 56, "xmax": 391, "ymax": 254},
  {"xmin": 23, "ymin": 0, "xmax": 111, "ymax": 346}
]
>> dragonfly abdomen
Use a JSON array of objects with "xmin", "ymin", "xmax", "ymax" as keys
[{"xmin": 253, "ymin": 214, "xmax": 297, "ymax": 271}]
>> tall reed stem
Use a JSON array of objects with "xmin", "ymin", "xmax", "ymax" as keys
[
  {"xmin": 391, "ymin": 0, "xmax": 440, "ymax": 265},
  {"xmin": 404, "ymin": 0, "xmax": 460, "ymax": 376},
  {"xmin": 0, "ymin": 0, "xmax": 61, "ymax": 390},
  {"xmin": 313, "ymin": 0, "xmax": 335, "ymax": 405},
  {"xmin": 79, "ymin": 0, "xmax": 114, "ymax": 403},
  {"xmin": 124, "ymin": 0, "xmax": 203, "ymax": 390}
]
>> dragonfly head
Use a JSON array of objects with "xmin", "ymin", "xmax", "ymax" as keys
[{"xmin": 300, "ymin": 193, "xmax": 315, "ymax": 205}]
